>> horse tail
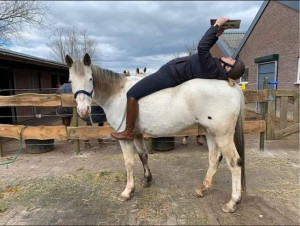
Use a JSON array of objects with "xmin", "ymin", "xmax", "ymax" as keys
[{"xmin": 234, "ymin": 87, "xmax": 246, "ymax": 193}]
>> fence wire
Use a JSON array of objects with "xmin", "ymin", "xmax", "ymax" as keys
[
  {"xmin": 0, "ymin": 81, "xmax": 295, "ymax": 93},
  {"xmin": 0, "ymin": 113, "xmax": 107, "ymax": 118},
  {"xmin": 1, "ymin": 138, "xmax": 204, "ymax": 154}
]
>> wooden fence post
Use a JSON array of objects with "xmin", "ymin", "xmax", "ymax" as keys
[
  {"xmin": 266, "ymin": 85, "xmax": 276, "ymax": 140},
  {"xmin": 0, "ymin": 137, "xmax": 3, "ymax": 157},
  {"xmin": 73, "ymin": 107, "xmax": 80, "ymax": 155},
  {"xmin": 259, "ymin": 77, "xmax": 268, "ymax": 151},
  {"xmin": 293, "ymin": 93, "xmax": 299, "ymax": 124}
]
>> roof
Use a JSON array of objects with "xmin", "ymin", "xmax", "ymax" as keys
[
  {"xmin": 0, "ymin": 48, "xmax": 68, "ymax": 70},
  {"xmin": 233, "ymin": 0, "xmax": 299, "ymax": 58},
  {"xmin": 217, "ymin": 32, "xmax": 246, "ymax": 57},
  {"xmin": 277, "ymin": 0, "xmax": 299, "ymax": 11}
]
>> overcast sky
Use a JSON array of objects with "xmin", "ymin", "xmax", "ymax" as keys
[{"xmin": 9, "ymin": 1, "xmax": 263, "ymax": 75}]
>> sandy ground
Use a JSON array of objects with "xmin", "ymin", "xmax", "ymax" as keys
[{"xmin": 0, "ymin": 129, "xmax": 299, "ymax": 225}]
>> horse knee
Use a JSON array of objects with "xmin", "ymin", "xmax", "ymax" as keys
[{"xmin": 229, "ymin": 157, "xmax": 242, "ymax": 169}]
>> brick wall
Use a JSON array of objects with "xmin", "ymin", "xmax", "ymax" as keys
[{"xmin": 238, "ymin": 1, "xmax": 299, "ymax": 90}]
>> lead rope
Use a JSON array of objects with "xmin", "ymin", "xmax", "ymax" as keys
[
  {"xmin": 0, "ymin": 126, "xmax": 29, "ymax": 166},
  {"xmin": 89, "ymin": 103, "xmax": 127, "ymax": 140}
]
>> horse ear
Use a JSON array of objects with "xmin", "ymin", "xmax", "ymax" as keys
[
  {"xmin": 65, "ymin": 55, "xmax": 73, "ymax": 68},
  {"xmin": 144, "ymin": 67, "xmax": 146, "ymax": 73},
  {"xmin": 83, "ymin": 53, "xmax": 91, "ymax": 66},
  {"xmin": 136, "ymin": 68, "xmax": 139, "ymax": 74}
]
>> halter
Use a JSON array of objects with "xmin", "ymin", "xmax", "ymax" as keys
[{"xmin": 74, "ymin": 89, "xmax": 93, "ymax": 99}]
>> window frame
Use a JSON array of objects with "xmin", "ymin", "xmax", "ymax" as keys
[
  {"xmin": 296, "ymin": 57, "xmax": 300, "ymax": 84},
  {"xmin": 256, "ymin": 61, "xmax": 278, "ymax": 90}
]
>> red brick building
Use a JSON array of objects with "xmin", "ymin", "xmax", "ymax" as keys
[{"xmin": 234, "ymin": 0, "xmax": 299, "ymax": 91}]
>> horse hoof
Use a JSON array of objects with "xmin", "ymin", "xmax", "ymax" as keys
[
  {"xmin": 118, "ymin": 195, "xmax": 130, "ymax": 202},
  {"xmin": 222, "ymin": 203, "xmax": 236, "ymax": 213},
  {"xmin": 141, "ymin": 178, "xmax": 151, "ymax": 187},
  {"xmin": 194, "ymin": 185, "xmax": 209, "ymax": 197}
]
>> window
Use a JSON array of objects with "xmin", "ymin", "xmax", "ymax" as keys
[
  {"xmin": 239, "ymin": 66, "xmax": 249, "ymax": 84},
  {"xmin": 297, "ymin": 58, "xmax": 300, "ymax": 84}
]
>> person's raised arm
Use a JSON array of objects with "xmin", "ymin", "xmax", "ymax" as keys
[{"xmin": 197, "ymin": 17, "xmax": 229, "ymax": 75}]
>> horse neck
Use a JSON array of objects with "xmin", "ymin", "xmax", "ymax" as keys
[{"xmin": 91, "ymin": 64, "xmax": 127, "ymax": 104}]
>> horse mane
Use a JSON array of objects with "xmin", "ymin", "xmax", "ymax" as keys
[{"xmin": 91, "ymin": 64, "xmax": 127, "ymax": 98}]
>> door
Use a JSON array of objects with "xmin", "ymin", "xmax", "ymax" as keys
[
  {"xmin": 0, "ymin": 69, "xmax": 15, "ymax": 124},
  {"xmin": 258, "ymin": 62, "xmax": 277, "ymax": 90},
  {"xmin": 257, "ymin": 62, "xmax": 277, "ymax": 112}
]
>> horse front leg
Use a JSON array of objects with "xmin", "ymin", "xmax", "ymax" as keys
[
  {"xmin": 118, "ymin": 140, "xmax": 135, "ymax": 201},
  {"xmin": 134, "ymin": 134, "xmax": 152, "ymax": 187},
  {"xmin": 195, "ymin": 134, "xmax": 221, "ymax": 197},
  {"xmin": 216, "ymin": 135, "xmax": 242, "ymax": 213}
]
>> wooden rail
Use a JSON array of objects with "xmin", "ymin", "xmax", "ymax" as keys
[
  {"xmin": 0, "ymin": 90, "xmax": 268, "ymax": 107},
  {"xmin": 0, "ymin": 89, "xmax": 268, "ymax": 156},
  {"xmin": 0, "ymin": 120, "xmax": 266, "ymax": 141}
]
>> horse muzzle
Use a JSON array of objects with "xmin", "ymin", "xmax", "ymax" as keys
[{"xmin": 77, "ymin": 105, "xmax": 91, "ymax": 118}]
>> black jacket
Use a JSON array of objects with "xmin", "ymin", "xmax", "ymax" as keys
[{"xmin": 167, "ymin": 25, "xmax": 227, "ymax": 84}]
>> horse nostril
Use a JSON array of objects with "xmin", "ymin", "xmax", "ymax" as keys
[{"xmin": 87, "ymin": 106, "xmax": 90, "ymax": 112}]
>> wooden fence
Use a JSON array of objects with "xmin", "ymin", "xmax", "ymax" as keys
[
  {"xmin": 0, "ymin": 90, "xmax": 269, "ymax": 157},
  {"xmin": 266, "ymin": 89, "xmax": 299, "ymax": 140}
]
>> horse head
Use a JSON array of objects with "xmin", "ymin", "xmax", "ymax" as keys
[
  {"xmin": 65, "ymin": 53, "xmax": 94, "ymax": 118},
  {"xmin": 136, "ymin": 67, "xmax": 147, "ymax": 76},
  {"xmin": 123, "ymin": 70, "xmax": 131, "ymax": 76}
]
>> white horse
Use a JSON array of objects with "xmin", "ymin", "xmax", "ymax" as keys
[{"xmin": 66, "ymin": 53, "xmax": 245, "ymax": 213}]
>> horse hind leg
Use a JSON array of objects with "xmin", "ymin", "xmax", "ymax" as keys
[
  {"xmin": 181, "ymin": 136, "xmax": 188, "ymax": 145},
  {"xmin": 196, "ymin": 135, "xmax": 206, "ymax": 145},
  {"xmin": 215, "ymin": 135, "xmax": 242, "ymax": 213},
  {"xmin": 134, "ymin": 134, "xmax": 152, "ymax": 187},
  {"xmin": 195, "ymin": 134, "xmax": 222, "ymax": 197},
  {"xmin": 118, "ymin": 140, "xmax": 136, "ymax": 201}
]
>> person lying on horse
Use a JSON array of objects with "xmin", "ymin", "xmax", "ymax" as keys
[{"xmin": 111, "ymin": 17, "xmax": 245, "ymax": 140}]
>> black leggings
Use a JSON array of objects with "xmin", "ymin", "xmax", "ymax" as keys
[{"xmin": 127, "ymin": 64, "xmax": 178, "ymax": 100}]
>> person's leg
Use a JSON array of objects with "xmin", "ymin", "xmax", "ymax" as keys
[{"xmin": 111, "ymin": 65, "xmax": 178, "ymax": 140}]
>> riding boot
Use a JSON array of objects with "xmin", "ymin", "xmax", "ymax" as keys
[{"xmin": 111, "ymin": 97, "xmax": 138, "ymax": 140}]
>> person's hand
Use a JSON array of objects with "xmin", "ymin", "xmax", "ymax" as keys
[{"xmin": 214, "ymin": 17, "xmax": 229, "ymax": 28}]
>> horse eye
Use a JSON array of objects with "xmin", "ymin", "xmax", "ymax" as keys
[
  {"xmin": 89, "ymin": 78, "xmax": 93, "ymax": 81},
  {"xmin": 69, "ymin": 80, "xmax": 72, "ymax": 83}
]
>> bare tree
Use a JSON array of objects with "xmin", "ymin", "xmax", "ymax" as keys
[
  {"xmin": 173, "ymin": 40, "xmax": 199, "ymax": 59},
  {"xmin": 47, "ymin": 26, "xmax": 97, "ymax": 63},
  {"xmin": 185, "ymin": 41, "xmax": 198, "ymax": 56},
  {"xmin": 172, "ymin": 52, "xmax": 181, "ymax": 59},
  {"xmin": 0, "ymin": 1, "xmax": 48, "ymax": 47}
]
